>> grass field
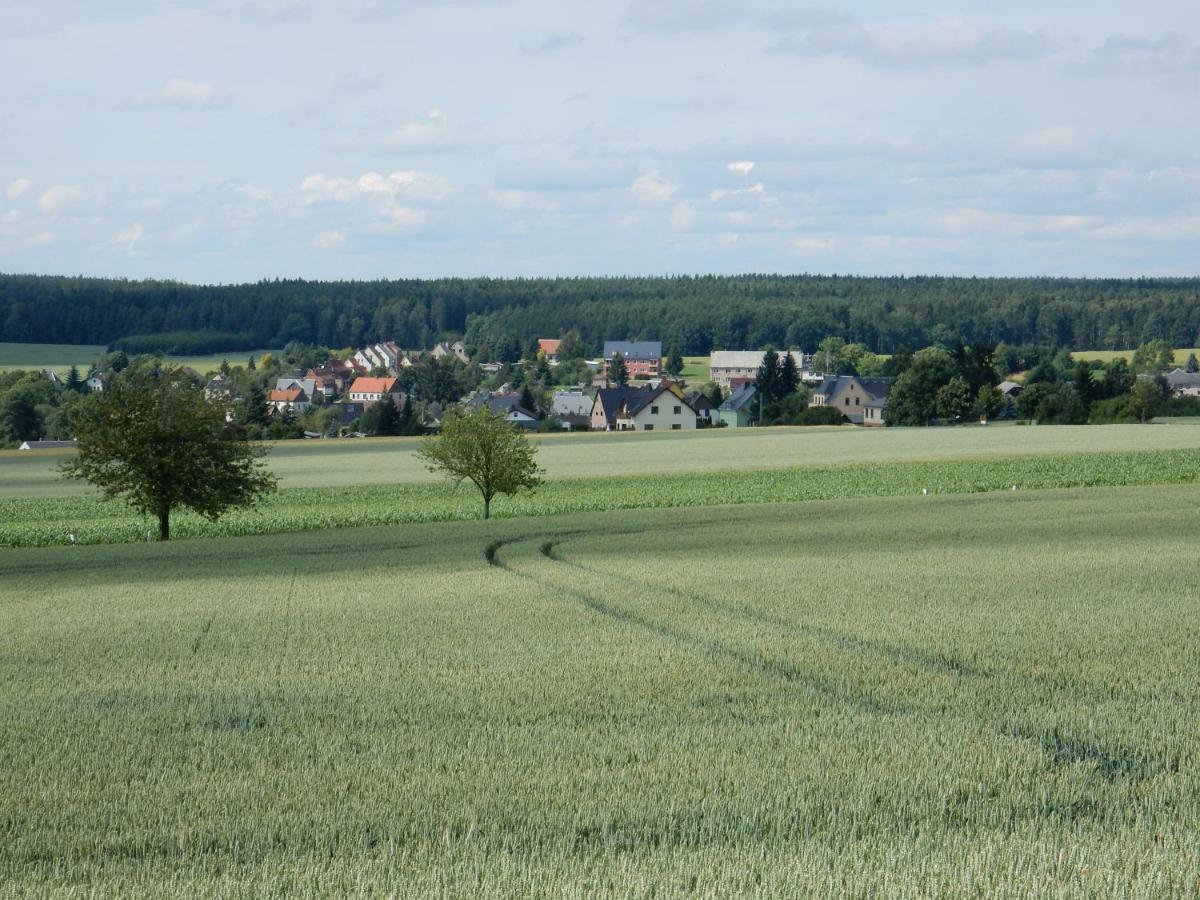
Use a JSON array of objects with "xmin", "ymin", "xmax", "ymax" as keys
[
  {"xmin": 680, "ymin": 355, "xmax": 709, "ymax": 382},
  {"xmin": 1071, "ymin": 346, "xmax": 1200, "ymax": 364},
  {"xmin": 6, "ymin": 420, "xmax": 1200, "ymax": 501},
  {"xmin": 0, "ymin": 342, "xmax": 274, "ymax": 376},
  {"xmin": 3, "ymin": 485, "xmax": 1200, "ymax": 896}
]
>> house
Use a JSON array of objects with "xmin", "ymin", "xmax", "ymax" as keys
[
  {"xmin": 810, "ymin": 375, "xmax": 893, "ymax": 424},
  {"xmin": 538, "ymin": 339, "xmax": 562, "ymax": 362},
  {"xmin": 305, "ymin": 370, "xmax": 341, "ymax": 399},
  {"xmin": 684, "ymin": 391, "xmax": 720, "ymax": 426},
  {"xmin": 268, "ymin": 387, "xmax": 311, "ymax": 413},
  {"xmin": 347, "ymin": 376, "xmax": 402, "ymax": 404},
  {"xmin": 603, "ymin": 341, "xmax": 662, "ymax": 379},
  {"xmin": 718, "ymin": 383, "xmax": 758, "ymax": 428},
  {"xmin": 276, "ymin": 377, "xmax": 317, "ymax": 399},
  {"xmin": 590, "ymin": 382, "xmax": 698, "ymax": 431},
  {"xmin": 85, "ymin": 370, "xmax": 106, "ymax": 392},
  {"xmin": 486, "ymin": 394, "xmax": 539, "ymax": 429},
  {"xmin": 18, "ymin": 440, "xmax": 78, "ymax": 450},
  {"xmin": 997, "ymin": 380, "xmax": 1024, "ymax": 398},
  {"xmin": 862, "ymin": 397, "xmax": 887, "ymax": 427},
  {"xmin": 204, "ymin": 375, "xmax": 231, "ymax": 401},
  {"xmin": 552, "ymin": 389, "xmax": 593, "ymax": 418},
  {"xmin": 1165, "ymin": 368, "xmax": 1200, "ymax": 397},
  {"xmin": 709, "ymin": 350, "xmax": 806, "ymax": 390},
  {"xmin": 432, "ymin": 341, "xmax": 469, "ymax": 363}
]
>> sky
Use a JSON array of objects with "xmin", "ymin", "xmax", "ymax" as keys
[{"xmin": 1, "ymin": 0, "xmax": 1198, "ymax": 282}]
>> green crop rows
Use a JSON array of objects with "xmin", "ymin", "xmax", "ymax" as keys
[
  {"xmin": 3, "ymin": 486, "xmax": 1200, "ymax": 896},
  {"xmin": 3, "ymin": 447, "xmax": 1198, "ymax": 547}
]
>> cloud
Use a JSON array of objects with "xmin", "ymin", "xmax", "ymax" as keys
[
  {"xmin": 631, "ymin": 174, "xmax": 677, "ymax": 206},
  {"xmin": 382, "ymin": 110, "xmax": 454, "ymax": 152},
  {"xmin": 770, "ymin": 15, "xmax": 1057, "ymax": 68},
  {"xmin": 37, "ymin": 185, "xmax": 84, "ymax": 215},
  {"xmin": 299, "ymin": 170, "xmax": 451, "ymax": 204},
  {"xmin": 1073, "ymin": 33, "xmax": 1200, "ymax": 86},
  {"xmin": 1006, "ymin": 127, "xmax": 1108, "ymax": 170},
  {"xmin": 521, "ymin": 32, "xmax": 584, "ymax": 54},
  {"xmin": 496, "ymin": 158, "xmax": 638, "ymax": 192},
  {"xmin": 23, "ymin": 231, "xmax": 57, "ymax": 248},
  {"xmin": 112, "ymin": 223, "xmax": 144, "ymax": 252},
  {"xmin": 372, "ymin": 206, "xmax": 429, "ymax": 233},
  {"xmin": 224, "ymin": 0, "xmax": 313, "ymax": 23},
  {"xmin": 5, "ymin": 178, "xmax": 33, "ymax": 199},
  {"xmin": 727, "ymin": 161, "xmax": 754, "ymax": 175},
  {"xmin": 131, "ymin": 79, "xmax": 232, "ymax": 109},
  {"xmin": 312, "ymin": 229, "xmax": 346, "ymax": 249},
  {"xmin": 625, "ymin": 0, "xmax": 743, "ymax": 34}
]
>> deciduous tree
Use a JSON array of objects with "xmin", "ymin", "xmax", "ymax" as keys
[
  {"xmin": 417, "ymin": 406, "xmax": 542, "ymax": 519},
  {"xmin": 62, "ymin": 368, "xmax": 276, "ymax": 540}
]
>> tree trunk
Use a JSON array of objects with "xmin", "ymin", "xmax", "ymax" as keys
[
  {"xmin": 483, "ymin": 494, "xmax": 491, "ymax": 520},
  {"xmin": 158, "ymin": 508, "xmax": 171, "ymax": 542}
]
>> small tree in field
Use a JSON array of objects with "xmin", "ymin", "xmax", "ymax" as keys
[
  {"xmin": 62, "ymin": 368, "xmax": 277, "ymax": 540},
  {"xmin": 417, "ymin": 406, "xmax": 543, "ymax": 519}
]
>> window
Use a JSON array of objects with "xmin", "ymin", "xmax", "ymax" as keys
[
  {"xmin": 855, "ymin": 397, "xmax": 860, "ymax": 406},
  {"xmin": 644, "ymin": 424, "xmax": 654, "ymax": 431},
  {"xmin": 650, "ymin": 405, "xmax": 659, "ymax": 414},
  {"xmin": 673, "ymin": 405, "xmax": 681, "ymax": 414},
  {"xmin": 845, "ymin": 397, "xmax": 851, "ymax": 406},
  {"xmin": 671, "ymin": 423, "xmax": 682, "ymax": 430}
]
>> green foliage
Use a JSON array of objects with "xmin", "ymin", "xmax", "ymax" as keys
[
  {"xmin": 61, "ymin": 368, "xmax": 277, "ymax": 539},
  {"xmin": 934, "ymin": 376, "xmax": 972, "ymax": 423},
  {"xmin": 361, "ymin": 397, "xmax": 402, "ymax": 436},
  {"xmin": 417, "ymin": 406, "xmax": 543, "ymax": 518},
  {"xmin": 1129, "ymin": 379, "xmax": 1163, "ymax": 423},
  {"xmin": 885, "ymin": 347, "xmax": 958, "ymax": 426},
  {"xmin": 1131, "ymin": 339, "xmax": 1175, "ymax": 374},
  {"xmin": 1187, "ymin": 353, "xmax": 1199, "ymax": 373},
  {"xmin": 665, "ymin": 346, "xmax": 685, "ymax": 378},
  {"xmin": 13, "ymin": 274, "xmax": 1200, "ymax": 359},
  {"xmin": 607, "ymin": 352, "xmax": 628, "ymax": 388}
]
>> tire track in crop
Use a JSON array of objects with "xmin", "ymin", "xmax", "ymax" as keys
[
  {"xmin": 541, "ymin": 537, "xmax": 986, "ymax": 680},
  {"xmin": 493, "ymin": 534, "xmax": 909, "ymax": 717}
]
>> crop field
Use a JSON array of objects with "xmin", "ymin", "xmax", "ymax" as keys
[
  {"xmin": 2, "ymin": 485, "xmax": 1199, "ymax": 896},
  {"xmin": 6, "ymin": 420, "xmax": 1200, "ymax": 501},
  {"xmin": 1071, "ymin": 346, "xmax": 1200, "ymax": 364},
  {"xmin": 3, "ymin": 447, "xmax": 1200, "ymax": 547},
  {"xmin": 0, "ymin": 341, "xmax": 273, "ymax": 375}
]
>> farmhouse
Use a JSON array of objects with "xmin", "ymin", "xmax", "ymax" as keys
[
  {"xmin": 348, "ymin": 376, "xmax": 402, "ymax": 404},
  {"xmin": 709, "ymin": 350, "xmax": 806, "ymax": 390},
  {"xmin": 432, "ymin": 341, "xmax": 469, "ymax": 363},
  {"xmin": 538, "ymin": 339, "xmax": 562, "ymax": 362},
  {"xmin": 810, "ymin": 375, "xmax": 893, "ymax": 425},
  {"xmin": 862, "ymin": 397, "xmax": 887, "ymax": 427},
  {"xmin": 603, "ymin": 341, "xmax": 662, "ymax": 379}
]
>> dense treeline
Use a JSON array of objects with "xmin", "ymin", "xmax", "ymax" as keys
[{"xmin": 3, "ymin": 273, "xmax": 1200, "ymax": 355}]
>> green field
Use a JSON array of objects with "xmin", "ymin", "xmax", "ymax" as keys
[
  {"xmin": 7, "ymin": 420, "xmax": 1200, "ymax": 500},
  {"xmin": 0, "ymin": 342, "xmax": 274, "ymax": 376},
  {"xmin": 680, "ymin": 355, "xmax": 710, "ymax": 382},
  {"xmin": 1071, "ymin": 346, "xmax": 1200, "ymax": 364},
  {"xmin": 3, "ymin": 485, "xmax": 1200, "ymax": 895}
]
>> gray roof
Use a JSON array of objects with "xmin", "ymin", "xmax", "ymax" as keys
[
  {"xmin": 1166, "ymin": 369, "xmax": 1200, "ymax": 388},
  {"xmin": 603, "ymin": 340, "xmax": 662, "ymax": 361},
  {"xmin": 719, "ymin": 383, "xmax": 757, "ymax": 412},
  {"xmin": 594, "ymin": 385, "xmax": 653, "ymax": 422},
  {"xmin": 18, "ymin": 440, "xmax": 78, "ymax": 450},
  {"xmin": 814, "ymin": 375, "xmax": 892, "ymax": 401}
]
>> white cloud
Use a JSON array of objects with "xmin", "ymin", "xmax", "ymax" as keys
[
  {"xmin": 112, "ymin": 223, "xmax": 144, "ymax": 252},
  {"xmin": 5, "ymin": 178, "xmax": 32, "ymax": 199},
  {"xmin": 383, "ymin": 111, "xmax": 453, "ymax": 152},
  {"xmin": 300, "ymin": 170, "xmax": 451, "ymax": 204},
  {"xmin": 771, "ymin": 17, "xmax": 1057, "ymax": 68},
  {"xmin": 631, "ymin": 174, "xmax": 676, "ymax": 206},
  {"xmin": 38, "ymin": 184, "xmax": 84, "ymax": 215},
  {"xmin": 23, "ymin": 231, "xmax": 57, "ymax": 248},
  {"xmin": 1073, "ymin": 33, "xmax": 1200, "ymax": 87},
  {"xmin": 132, "ymin": 79, "xmax": 232, "ymax": 109},
  {"xmin": 727, "ymin": 161, "xmax": 755, "ymax": 175},
  {"xmin": 374, "ymin": 206, "xmax": 429, "ymax": 232},
  {"xmin": 312, "ymin": 229, "xmax": 346, "ymax": 249}
]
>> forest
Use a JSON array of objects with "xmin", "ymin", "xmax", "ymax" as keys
[{"xmin": 2, "ymin": 273, "xmax": 1199, "ymax": 356}]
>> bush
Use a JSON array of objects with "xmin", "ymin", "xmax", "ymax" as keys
[{"xmin": 109, "ymin": 331, "xmax": 260, "ymax": 356}]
